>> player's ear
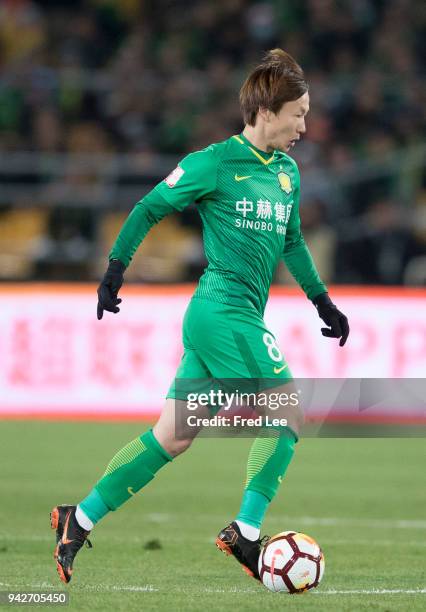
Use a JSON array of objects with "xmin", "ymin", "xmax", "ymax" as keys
[{"xmin": 258, "ymin": 107, "xmax": 272, "ymax": 123}]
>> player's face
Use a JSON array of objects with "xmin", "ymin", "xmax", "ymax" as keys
[{"xmin": 265, "ymin": 92, "xmax": 310, "ymax": 152}]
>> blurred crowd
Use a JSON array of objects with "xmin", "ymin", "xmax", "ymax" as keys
[{"xmin": 0, "ymin": 0, "xmax": 425, "ymax": 284}]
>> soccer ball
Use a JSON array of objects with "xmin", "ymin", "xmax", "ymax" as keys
[{"xmin": 258, "ymin": 531, "xmax": 325, "ymax": 593}]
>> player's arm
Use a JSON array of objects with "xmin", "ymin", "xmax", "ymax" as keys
[
  {"xmin": 97, "ymin": 147, "xmax": 218, "ymax": 320},
  {"xmin": 282, "ymin": 166, "xmax": 349, "ymax": 346}
]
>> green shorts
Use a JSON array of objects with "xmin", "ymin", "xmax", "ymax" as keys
[{"xmin": 167, "ymin": 298, "xmax": 292, "ymax": 400}]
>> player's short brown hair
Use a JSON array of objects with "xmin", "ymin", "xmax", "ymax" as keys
[{"xmin": 239, "ymin": 49, "xmax": 308, "ymax": 126}]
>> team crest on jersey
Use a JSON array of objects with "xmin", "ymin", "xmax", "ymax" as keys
[
  {"xmin": 277, "ymin": 171, "xmax": 292, "ymax": 194},
  {"xmin": 165, "ymin": 165, "xmax": 184, "ymax": 187}
]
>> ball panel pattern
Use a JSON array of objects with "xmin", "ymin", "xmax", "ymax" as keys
[{"xmin": 258, "ymin": 531, "xmax": 325, "ymax": 594}]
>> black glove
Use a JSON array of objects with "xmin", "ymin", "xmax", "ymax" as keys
[
  {"xmin": 97, "ymin": 259, "xmax": 126, "ymax": 320},
  {"xmin": 312, "ymin": 292, "xmax": 349, "ymax": 347}
]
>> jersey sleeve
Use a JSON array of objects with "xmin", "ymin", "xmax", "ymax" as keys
[
  {"xmin": 152, "ymin": 145, "xmax": 219, "ymax": 210},
  {"xmin": 282, "ymin": 162, "xmax": 327, "ymax": 300},
  {"xmin": 109, "ymin": 146, "xmax": 218, "ymax": 267}
]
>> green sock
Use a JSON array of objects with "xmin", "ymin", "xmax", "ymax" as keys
[
  {"xmin": 79, "ymin": 488, "xmax": 110, "ymax": 524},
  {"xmin": 236, "ymin": 427, "xmax": 297, "ymax": 528},
  {"xmin": 79, "ymin": 428, "xmax": 172, "ymax": 523},
  {"xmin": 236, "ymin": 490, "xmax": 269, "ymax": 529}
]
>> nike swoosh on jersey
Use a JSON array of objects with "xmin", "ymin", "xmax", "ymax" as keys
[
  {"xmin": 273, "ymin": 364, "xmax": 288, "ymax": 374},
  {"xmin": 127, "ymin": 486, "xmax": 135, "ymax": 496},
  {"xmin": 234, "ymin": 174, "xmax": 252, "ymax": 181}
]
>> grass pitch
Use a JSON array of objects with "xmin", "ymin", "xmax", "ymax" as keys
[{"xmin": 0, "ymin": 421, "xmax": 425, "ymax": 611}]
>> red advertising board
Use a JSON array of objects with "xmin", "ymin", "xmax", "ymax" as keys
[{"xmin": 0, "ymin": 285, "xmax": 425, "ymax": 419}]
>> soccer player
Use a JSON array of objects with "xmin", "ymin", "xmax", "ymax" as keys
[{"xmin": 51, "ymin": 49, "xmax": 349, "ymax": 584}]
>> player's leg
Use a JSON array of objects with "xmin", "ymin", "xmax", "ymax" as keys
[
  {"xmin": 79, "ymin": 401, "xmax": 180, "ymax": 521},
  {"xmin": 51, "ymin": 345, "xmax": 208, "ymax": 583},
  {"xmin": 235, "ymin": 378, "xmax": 303, "ymax": 539},
  {"xmin": 217, "ymin": 386, "xmax": 301, "ymax": 580},
  {"xmin": 51, "ymin": 400, "xmax": 178, "ymax": 583},
  {"xmin": 77, "ymin": 344, "xmax": 210, "ymax": 529},
  {"xmin": 76, "ymin": 398, "xmax": 198, "ymax": 526},
  {"xmin": 183, "ymin": 299, "xmax": 302, "ymax": 579}
]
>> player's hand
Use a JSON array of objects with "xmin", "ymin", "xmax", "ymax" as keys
[
  {"xmin": 97, "ymin": 259, "xmax": 126, "ymax": 320},
  {"xmin": 312, "ymin": 292, "xmax": 349, "ymax": 347}
]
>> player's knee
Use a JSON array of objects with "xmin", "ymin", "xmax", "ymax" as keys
[
  {"xmin": 162, "ymin": 436, "xmax": 193, "ymax": 457},
  {"xmin": 294, "ymin": 403, "xmax": 305, "ymax": 431},
  {"xmin": 284, "ymin": 385, "xmax": 304, "ymax": 434},
  {"xmin": 284, "ymin": 403, "xmax": 304, "ymax": 437}
]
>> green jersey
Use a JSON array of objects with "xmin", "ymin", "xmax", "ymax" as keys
[{"xmin": 110, "ymin": 133, "xmax": 326, "ymax": 314}]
